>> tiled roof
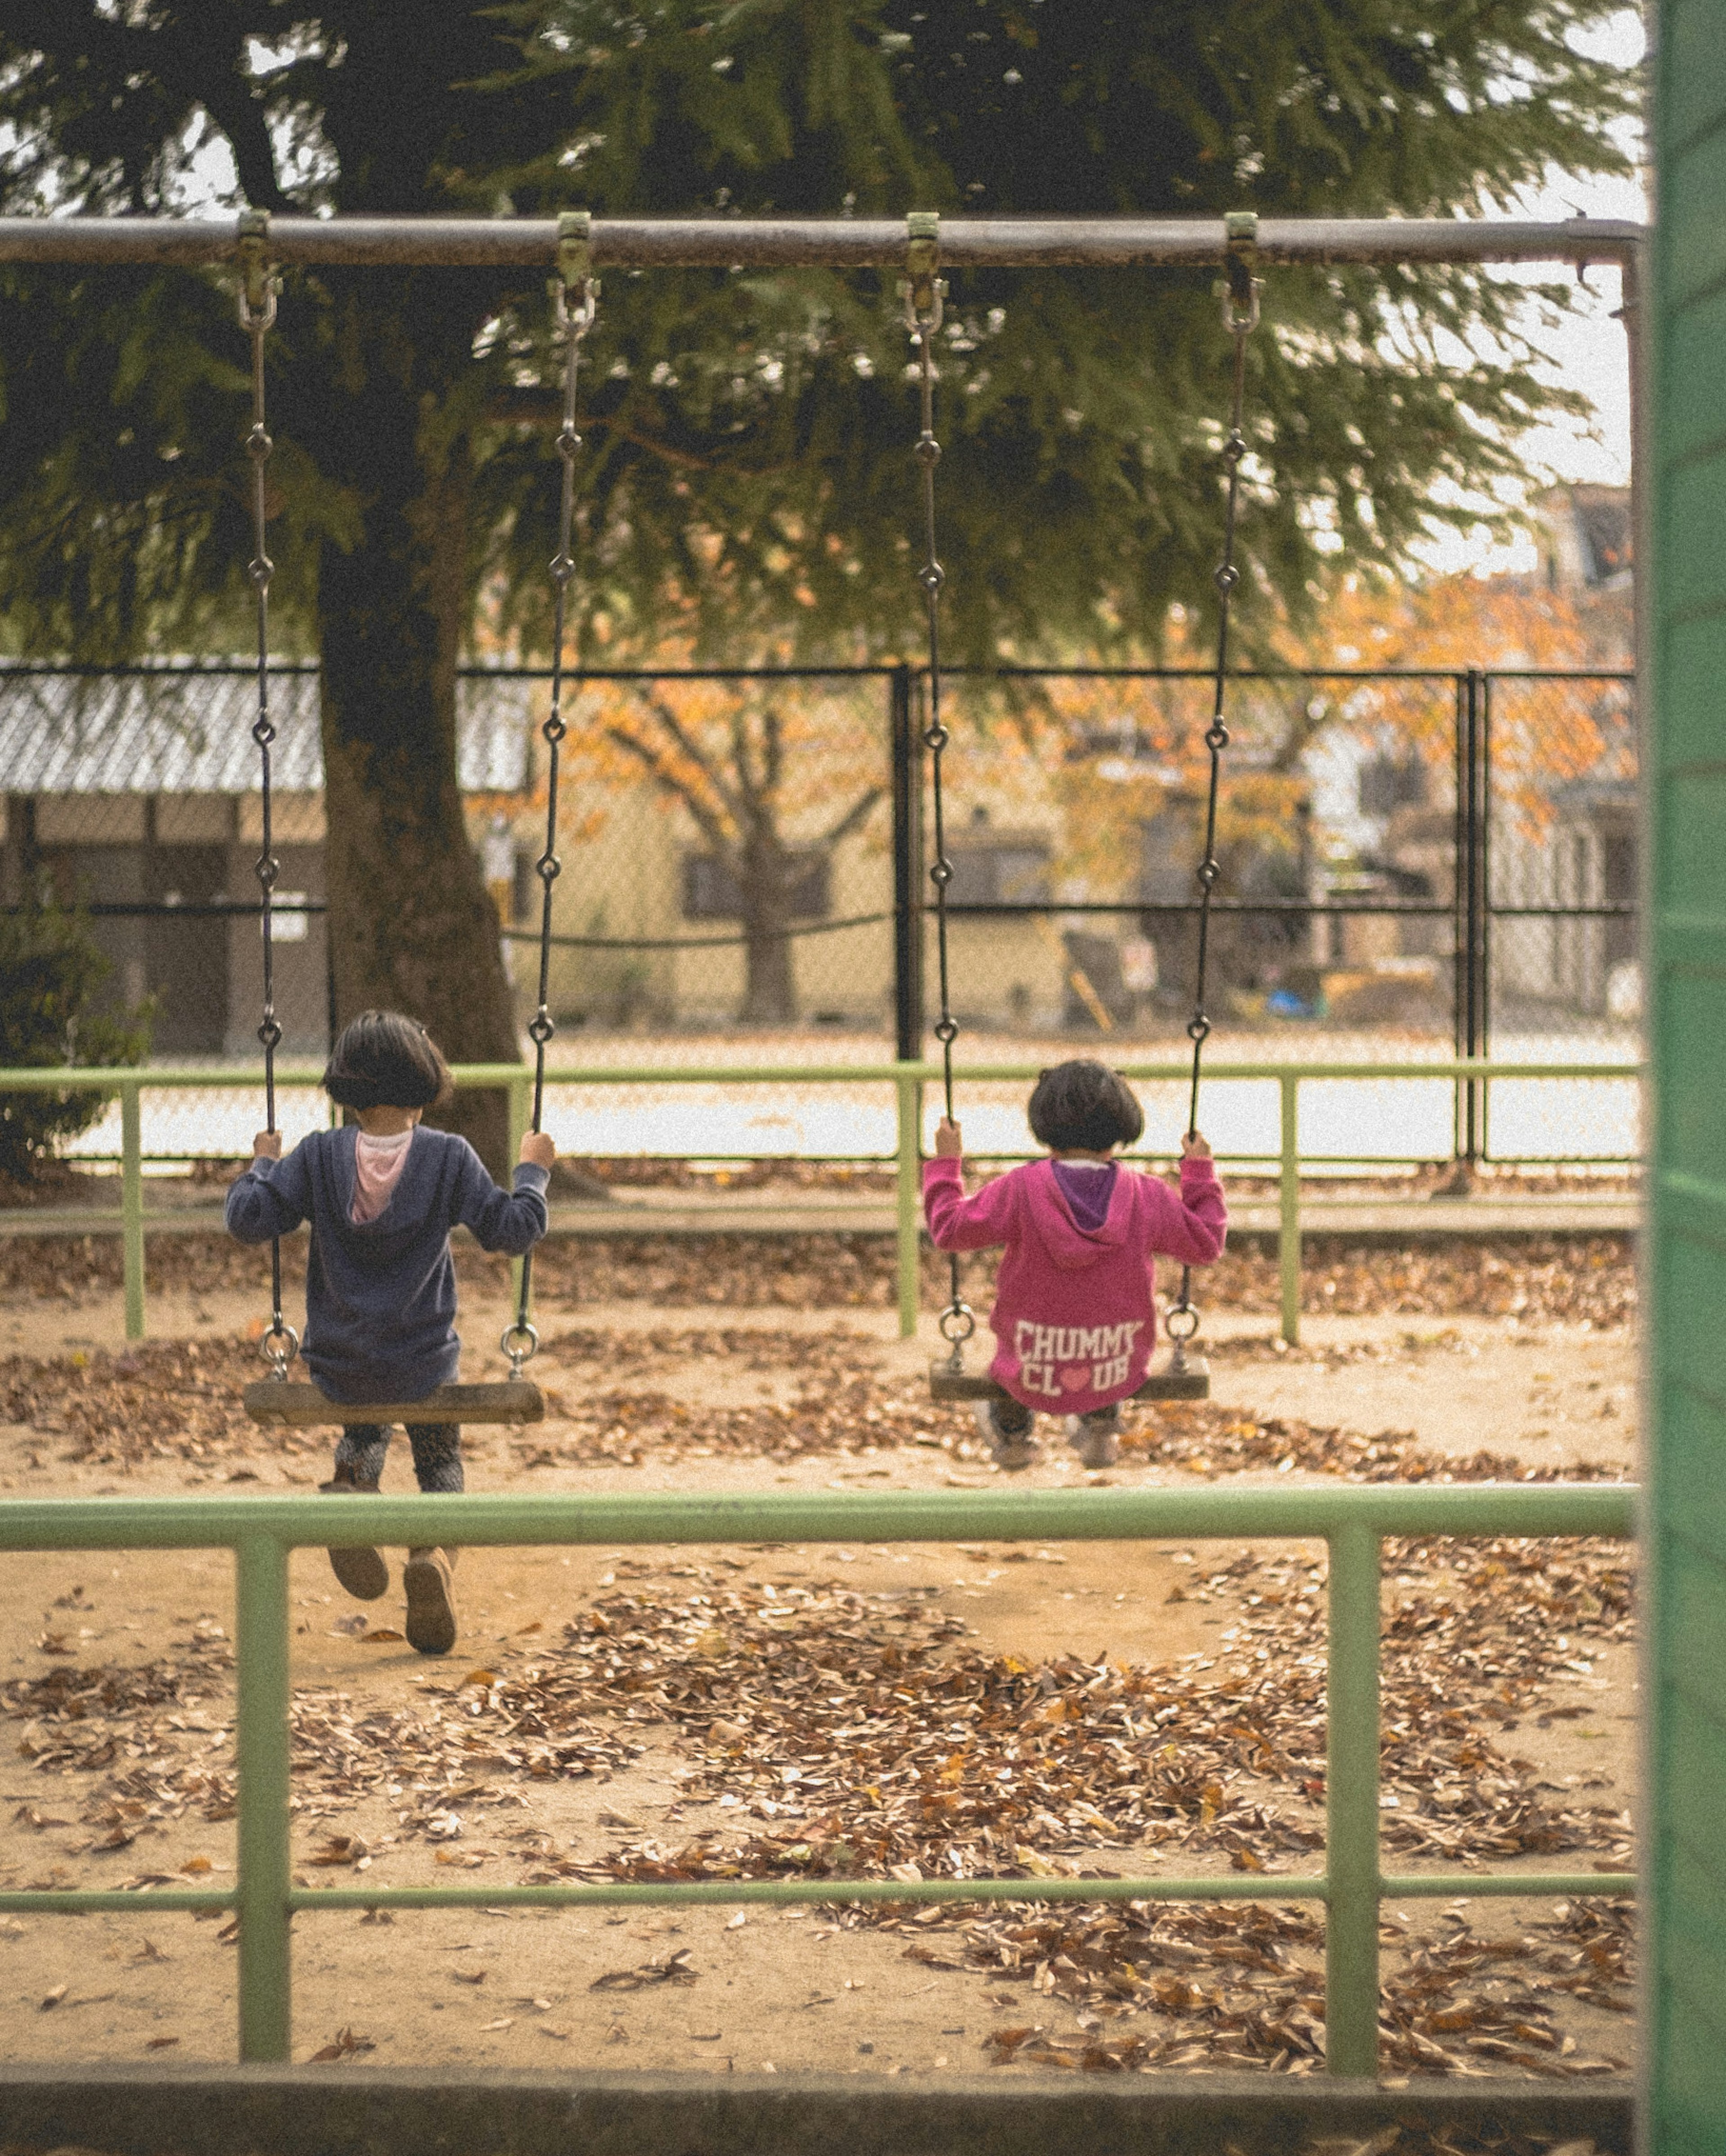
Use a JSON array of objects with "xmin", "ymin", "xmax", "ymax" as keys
[{"xmin": 0, "ymin": 666, "xmax": 535, "ymax": 794}]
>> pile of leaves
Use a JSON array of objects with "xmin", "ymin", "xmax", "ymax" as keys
[
  {"xmin": 0, "ymin": 1339, "xmax": 319, "ymax": 1469},
  {"xmin": 1113, "ymin": 1407, "xmax": 1625, "ymax": 1487},
  {"xmin": 546, "ymin": 1233, "xmax": 1637, "ymax": 1329},
  {"xmin": 947, "ymin": 1894, "xmax": 1630, "ymax": 2077},
  {"xmin": 468, "ymin": 1546, "xmax": 1632, "ymax": 1887},
  {"xmin": 0, "ymin": 1223, "xmax": 1635, "ymax": 1328},
  {"xmin": 0, "ymin": 1329, "xmax": 1630, "ymax": 1486},
  {"xmin": 0, "ymin": 1538, "xmax": 1634, "ymax": 2076}
]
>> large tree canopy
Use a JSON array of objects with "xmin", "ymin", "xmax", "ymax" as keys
[{"xmin": 0, "ymin": 0, "xmax": 1636, "ymax": 1118}]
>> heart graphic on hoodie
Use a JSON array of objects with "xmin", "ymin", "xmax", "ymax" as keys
[{"xmin": 1059, "ymin": 1367, "xmax": 1090, "ymax": 1393}]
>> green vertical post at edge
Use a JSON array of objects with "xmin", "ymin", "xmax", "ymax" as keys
[
  {"xmin": 896, "ymin": 1069, "xmax": 922, "ymax": 1340},
  {"xmin": 120, "ymin": 1080, "xmax": 145, "ymax": 1342},
  {"xmin": 1325, "ymin": 1517, "xmax": 1381, "ymax": 2076},
  {"xmin": 235, "ymin": 1533, "xmax": 293, "ymax": 2063},
  {"xmin": 507, "ymin": 1067, "xmax": 532, "ymax": 1318},
  {"xmin": 1279, "ymin": 1072, "xmax": 1301, "ymax": 1345}
]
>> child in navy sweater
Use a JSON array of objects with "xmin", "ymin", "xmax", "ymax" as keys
[{"xmin": 226, "ymin": 1011, "xmax": 553, "ymax": 1654}]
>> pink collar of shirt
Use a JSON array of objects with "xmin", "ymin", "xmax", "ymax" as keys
[{"xmin": 350, "ymin": 1126, "xmax": 415, "ymax": 1224}]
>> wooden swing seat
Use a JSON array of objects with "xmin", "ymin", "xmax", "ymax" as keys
[
  {"xmin": 243, "ymin": 1380, "xmax": 544, "ymax": 1428},
  {"xmin": 929, "ymin": 1358, "xmax": 1210, "ymax": 1406}
]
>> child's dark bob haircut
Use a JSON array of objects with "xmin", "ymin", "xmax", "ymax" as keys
[
  {"xmin": 1028, "ymin": 1059, "xmax": 1145, "ymax": 1154},
  {"xmin": 322, "ymin": 1011, "xmax": 453, "ymax": 1113}
]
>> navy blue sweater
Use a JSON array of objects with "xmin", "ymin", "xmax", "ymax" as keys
[{"xmin": 225, "ymin": 1127, "xmax": 550, "ymax": 1406}]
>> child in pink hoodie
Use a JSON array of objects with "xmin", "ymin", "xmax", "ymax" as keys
[{"xmin": 924, "ymin": 1059, "xmax": 1226, "ymax": 1470}]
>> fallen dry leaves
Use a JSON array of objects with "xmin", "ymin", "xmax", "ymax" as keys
[
  {"xmin": 0, "ymin": 1291, "xmax": 1638, "ymax": 2085},
  {"xmin": 0, "ymin": 1222, "xmax": 1634, "ymax": 1328},
  {"xmin": 0, "ymin": 1538, "xmax": 1634, "ymax": 2081}
]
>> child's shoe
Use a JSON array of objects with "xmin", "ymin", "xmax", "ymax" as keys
[
  {"xmin": 976, "ymin": 1397, "xmax": 1037, "ymax": 1473},
  {"xmin": 1065, "ymin": 1406, "xmax": 1121, "ymax": 1469},
  {"xmin": 404, "ymin": 1546, "xmax": 458, "ymax": 1656},
  {"xmin": 318, "ymin": 1465, "xmax": 388, "ymax": 1600}
]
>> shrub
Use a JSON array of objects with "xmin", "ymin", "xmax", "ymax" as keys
[{"xmin": 0, "ymin": 883, "xmax": 151, "ymax": 1185}]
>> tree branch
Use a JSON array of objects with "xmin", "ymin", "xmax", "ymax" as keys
[
  {"xmin": 140, "ymin": 13, "xmax": 296, "ymax": 216},
  {"xmin": 636, "ymin": 692, "xmax": 747, "ymax": 832},
  {"xmin": 603, "ymin": 723, "xmax": 735, "ymax": 861},
  {"xmin": 816, "ymin": 785, "xmax": 885, "ymax": 853}
]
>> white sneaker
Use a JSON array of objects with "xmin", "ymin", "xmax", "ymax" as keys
[
  {"xmin": 1066, "ymin": 1411, "xmax": 1121, "ymax": 1469},
  {"xmin": 975, "ymin": 1399, "xmax": 1037, "ymax": 1472}
]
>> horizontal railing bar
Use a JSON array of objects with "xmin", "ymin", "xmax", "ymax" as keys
[
  {"xmin": 18, "ymin": 1153, "xmax": 1643, "ymax": 1171},
  {"xmin": 0, "ymin": 899, "xmax": 1644, "ymax": 925},
  {"xmin": 1380, "ymin": 1872, "xmax": 1635, "ymax": 1898},
  {"xmin": 0, "ymin": 1060, "xmax": 1645, "ymax": 1091},
  {"xmin": 0, "ymin": 1872, "xmax": 1637, "ymax": 1919},
  {"xmin": 284, "ymin": 1876, "xmax": 1326, "ymax": 1912},
  {"xmin": 0, "ymin": 1179, "xmax": 1643, "ymax": 1232},
  {"xmin": 0, "ymin": 657, "xmax": 1637, "ymax": 683},
  {"xmin": 0, "ymin": 1889, "xmax": 233, "ymax": 1914},
  {"xmin": 943, "ymin": 901, "xmax": 1639, "ymax": 920},
  {"xmin": 0, "ymin": 214, "xmax": 1648, "ymax": 271},
  {"xmin": 0, "ymin": 1486, "xmax": 1638, "ymax": 1553}
]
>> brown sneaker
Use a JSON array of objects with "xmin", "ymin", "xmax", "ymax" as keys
[
  {"xmin": 318, "ymin": 1468, "xmax": 388, "ymax": 1601},
  {"xmin": 404, "ymin": 1547, "xmax": 458, "ymax": 1656}
]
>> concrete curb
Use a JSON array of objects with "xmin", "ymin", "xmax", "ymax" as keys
[{"xmin": 0, "ymin": 2064, "xmax": 1634, "ymax": 2156}]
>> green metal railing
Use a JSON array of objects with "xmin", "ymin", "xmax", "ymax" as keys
[
  {"xmin": 0, "ymin": 1483, "xmax": 1635, "ymax": 2076},
  {"xmin": 0, "ymin": 1056, "xmax": 1640, "ymax": 1347}
]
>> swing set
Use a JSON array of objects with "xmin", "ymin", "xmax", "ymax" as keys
[{"xmin": 0, "ymin": 209, "xmax": 1639, "ymax": 1422}]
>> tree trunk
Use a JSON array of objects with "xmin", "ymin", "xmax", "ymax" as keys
[
  {"xmin": 316, "ymin": 297, "xmax": 517, "ymax": 1172},
  {"xmin": 739, "ymin": 888, "xmax": 798, "ymax": 1025}
]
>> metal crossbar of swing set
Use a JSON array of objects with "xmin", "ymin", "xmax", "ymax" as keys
[
  {"xmin": 0, "ymin": 1057, "xmax": 1641, "ymax": 1351},
  {"xmin": 0, "ymin": 213, "xmax": 1646, "ymax": 270},
  {"xmin": 0, "ymin": 1482, "xmax": 1636, "ymax": 2078}
]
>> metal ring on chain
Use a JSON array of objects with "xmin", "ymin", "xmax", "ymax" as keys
[
  {"xmin": 500, "ymin": 1319, "xmax": 541, "ymax": 1372},
  {"xmin": 258, "ymin": 1321, "xmax": 300, "ymax": 1376},
  {"xmin": 1164, "ymin": 1304, "xmax": 1201, "ymax": 1344},
  {"xmin": 939, "ymin": 1302, "xmax": 977, "ymax": 1347}
]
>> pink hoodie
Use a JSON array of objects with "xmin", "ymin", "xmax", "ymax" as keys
[{"xmin": 923, "ymin": 1153, "xmax": 1227, "ymax": 1414}]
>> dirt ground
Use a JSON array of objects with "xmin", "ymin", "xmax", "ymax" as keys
[{"xmin": 0, "ymin": 1229, "xmax": 1637, "ymax": 2089}]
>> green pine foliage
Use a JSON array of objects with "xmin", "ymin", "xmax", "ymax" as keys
[
  {"xmin": 0, "ymin": 886, "xmax": 151, "ymax": 1185},
  {"xmin": 0, "ymin": 0, "xmax": 1637, "ymax": 668}
]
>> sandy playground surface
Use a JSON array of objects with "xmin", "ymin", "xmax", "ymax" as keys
[{"xmin": 0, "ymin": 1226, "xmax": 1637, "ymax": 2091}]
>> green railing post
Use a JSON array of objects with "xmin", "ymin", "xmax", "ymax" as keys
[
  {"xmin": 507, "ymin": 1066, "xmax": 532, "ymax": 1316},
  {"xmin": 1279, "ymin": 1071, "xmax": 1300, "ymax": 1346},
  {"xmin": 235, "ymin": 1531, "xmax": 293, "ymax": 2063},
  {"xmin": 896, "ymin": 1069, "xmax": 922, "ymax": 1340},
  {"xmin": 1325, "ymin": 1518, "xmax": 1382, "ymax": 2077},
  {"xmin": 120, "ymin": 1079, "xmax": 145, "ymax": 1343}
]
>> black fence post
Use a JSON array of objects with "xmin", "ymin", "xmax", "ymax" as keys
[
  {"xmin": 1452, "ymin": 671, "xmax": 1467, "ymax": 1162},
  {"xmin": 891, "ymin": 662, "xmax": 923, "ymax": 1063},
  {"xmin": 1451, "ymin": 667, "xmax": 1486, "ymax": 1173},
  {"xmin": 1478, "ymin": 670, "xmax": 1494, "ymax": 1157}
]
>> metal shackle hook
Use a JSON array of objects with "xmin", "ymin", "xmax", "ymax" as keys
[
  {"xmin": 236, "ymin": 208, "xmax": 279, "ymax": 332},
  {"xmin": 901, "ymin": 208, "xmax": 946, "ymax": 335},
  {"xmin": 550, "ymin": 210, "xmax": 599, "ymax": 338},
  {"xmin": 1216, "ymin": 208, "xmax": 1261, "ymax": 336}
]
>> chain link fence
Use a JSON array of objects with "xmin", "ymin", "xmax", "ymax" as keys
[{"xmin": 0, "ymin": 661, "xmax": 1637, "ymax": 1168}]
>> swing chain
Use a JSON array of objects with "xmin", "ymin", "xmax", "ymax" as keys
[
  {"xmin": 1166, "ymin": 211, "xmax": 1258, "ymax": 1369},
  {"xmin": 512, "ymin": 211, "xmax": 597, "ymax": 1363},
  {"xmin": 234, "ymin": 210, "xmax": 297, "ymax": 1382},
  {"xmin": 901, "ymin": 212, "xmax": 973, "ymax": 1364}
]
